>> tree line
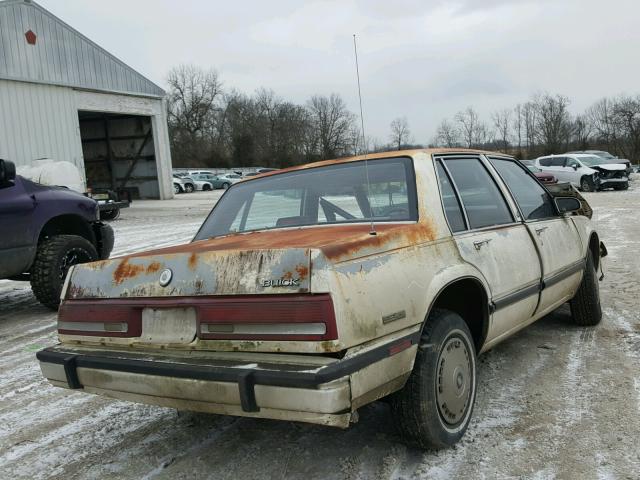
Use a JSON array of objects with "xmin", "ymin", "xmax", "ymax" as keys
[
  {"xmin": 432, "ymin": 92, "xmax": 640, "ymax": 161},
  {"xmin": 166, "ymin": 64, "xmax": 640, "ymax": 167}
]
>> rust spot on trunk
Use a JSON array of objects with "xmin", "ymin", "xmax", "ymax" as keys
[
  {"xmin": 146, "ymin": 261, "xmax": 161, "ymax": 274},
  {"xmin": 295, "ymin": 264, "xmax": 309, "ymax": 279},
  {"xmin": 113, "ymin": 259, "xmax": 145, "ymax": 285},
  {"xmin": 188, "ymin": 252, "xmax": 198, "ymax": 270},
  {"xmin": 282, "ymin": 271, "xmax": 293, "ymax": 280}
]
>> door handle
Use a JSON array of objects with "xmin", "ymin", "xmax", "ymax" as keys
[
  {"xmin": 535, "ymin": 227, "xmax": 548, "ymax": 235},
  {"xmin": 473, "ymin": 239, "xmax": 492, "ymax": 250}
]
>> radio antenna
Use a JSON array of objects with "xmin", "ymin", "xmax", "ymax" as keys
[{"xmin": 352, "ymin": 34, "xmax": 376, "ymax": 236}]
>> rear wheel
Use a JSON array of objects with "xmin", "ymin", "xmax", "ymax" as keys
[
  {"xmin": 30, "ymin": 235, "xmax": 98, "ymax": 309},
  {"xmin": 391, "ymin": 309, "xmax": 476, "ymax": 449},
  {"xmin": 184, "ymin": 183, "xmax": 195, "ymax": 193},
  {"xmin": 173, "ymin": 183, "xmax": 181, "ymax": 194},
  {"xmin": 222, "ymin": 182, "xmax": 230, "ymax": 190},
  {"xmin": 580, "ymin": 176, "xmax": 595, "ymax": 192},
  {"xmin": 569, "ymin": 253, "xmax": 602, "ymax": 326}
]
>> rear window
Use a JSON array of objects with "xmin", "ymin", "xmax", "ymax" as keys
[{"xmin": 195, "ymin": 157, "xmax": 418, "ymax": 239}]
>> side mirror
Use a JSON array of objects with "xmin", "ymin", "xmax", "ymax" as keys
[
  {"xmin": 555, "ymin": 196, "xmax": 581, "ymax": 214},
  {"xmin": 0, "ymin": 159, "xmax": 16, "ymax": 184},
  {"xmin": 571, "ymin": 164, "xmax": 578, "ymax": 170}
]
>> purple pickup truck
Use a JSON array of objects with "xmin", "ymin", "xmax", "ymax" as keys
[{"xmin": 0, "ymin": 159, "xmax": 114, "ymax": 309}]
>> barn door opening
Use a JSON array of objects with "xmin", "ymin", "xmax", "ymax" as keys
[{"xmin": 78, "ymin": 111, "xmax": 159, "ymax": 199}]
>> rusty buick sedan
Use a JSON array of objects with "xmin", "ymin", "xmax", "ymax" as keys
[{"xmin": 37, "ymin": 149, "xmax": 606, "ymax": 448}]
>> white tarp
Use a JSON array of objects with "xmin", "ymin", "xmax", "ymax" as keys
[{"xmin": 16, "ymin": 159, "xmax": 84, "ymax": 192}]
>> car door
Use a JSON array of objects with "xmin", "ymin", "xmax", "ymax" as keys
[
  {"xmin": 436, "ymin": 156, "xmax": 542, "ymax": 342},
  {"xmin": 564, "ymin": 157, "xmax": 582, "ymax": 186},
  {"xmin": 488, "ymin": 157, "xmax": 584, "ymax": 315},
  {"xmin": 0, "ymin": 177, "xmax": 37, "ymax": 277}
]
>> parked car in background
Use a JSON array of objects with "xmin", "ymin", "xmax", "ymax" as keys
[
  {"xmin": 188, "ymin": 174, "xmax": 215, "ymax": 191},
  {"xmin": 520, "ymin": 160, "xmax": 557, "ymax": 184},
  {"xmin": 38, "ymin": 149, "xmax": 606, "ymax": 449},
  {"xmin": 567, "ymin": 150, "xmax": 633, "ymax": 178},
  {"xmin": 535, "ymin": 154, "xmax": 628, "ymax": 191},
  {"xmin": 172, "ymin": 175, "xmax": 195, "ymax": 194},
  {"xmin": 187, "ymin": 170, "xmax": 216, "ymax": 176},
  {"xmin": 0, "ymin": 159, "xmax": 114, "ymax": 309},
  {"xmin": 210, "ymin": 173, "xmax": 243, "ymax": 189}
]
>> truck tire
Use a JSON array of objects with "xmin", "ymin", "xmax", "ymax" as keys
[
  {"xmin": 569, "ymin": 253, "xmax": 602, "ymax": 326},
  {"xmin": 30, "ymin": 235, "xmax": 98, "ymax": 310},
  {"xmin": 391, "ymin": 309, "xmax": 477, "ymax": 449}
]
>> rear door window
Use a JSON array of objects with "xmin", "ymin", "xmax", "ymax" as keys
[{"xmin": 443, "ymin": 158, "xmax": 514, "ymax": 229}]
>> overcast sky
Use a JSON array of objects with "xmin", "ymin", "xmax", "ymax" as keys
[{"xmin": 38, "ymin": 0, "xmax": 640, "ymax": 144}]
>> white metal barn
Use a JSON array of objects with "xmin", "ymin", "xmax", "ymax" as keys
[{"xmin": 0, "ymin": 0, "xmax": 173, "ymax": 199}]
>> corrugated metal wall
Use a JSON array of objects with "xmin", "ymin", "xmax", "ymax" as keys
[
  {"xmin": 0, "ymin": 78, "xmax": 84, "ymax": 174},
  {"xmin": 0, "ymin": 0, "xmax": 165, "ymax": 98}
]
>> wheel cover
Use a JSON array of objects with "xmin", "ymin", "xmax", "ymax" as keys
[
  {"xmin": 436, "ymin": 335, "xmax": 473, "ymax": 426},
  {"xmin": 59, "ymin": 248, "xmax": 92, "ymax": 280}
]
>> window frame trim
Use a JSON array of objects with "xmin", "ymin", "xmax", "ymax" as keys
[
  {"xmin": 434, "ymin": 157, "xmax": 470, "ymax": 233},
  {"xmin": 435, "ymin": 154, "xmax": 519, "ymax": 233}
]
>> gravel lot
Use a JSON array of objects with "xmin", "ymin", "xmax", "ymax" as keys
[{"xmin": 1, "ymin": 183, "xmax": 639, "ymax": 480}]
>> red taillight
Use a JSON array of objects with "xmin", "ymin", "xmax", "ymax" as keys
[
  {"xmin": 57, "ymin": 295, "xmax": 337, "ymax": 341},
  {"xmin": 198, "ymin": 295, "xmax": 337, "ymax": 341},
  {"xmin": 58, "ymin": 301, "xmax": 141, "ymax": 337}
]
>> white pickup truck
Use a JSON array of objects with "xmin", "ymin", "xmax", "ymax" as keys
[{"xmin": 37, "ymin": 149, "xmax": 606, "ymax": 449}]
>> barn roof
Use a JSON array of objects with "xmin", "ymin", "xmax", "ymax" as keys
[{"xmin": 0, "ymin": 0, "xmax": 165, "ymax": 98}]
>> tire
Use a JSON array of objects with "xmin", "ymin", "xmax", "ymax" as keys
[
  {"xmin": 391, "ymin": 309, "xmax": 477, "ymax": 449},
  {"xmin": 184, "ymin": 183, "xmax": 195, "ymax": 193},
  {"xmin": 100, "ymin": 207, "xmax": 120, "ymax": 221},
  {"xmin": 30, "ymin": 235, "xmax": 98, "ymax": 310},
  {"xmin": 222, "ymin": 182, "xmax": 230, "ymax": 190},
  {"xmin": 569, "ymin": 253, "xmax": 602, "ymax": 326},
  {"xmin": 173, "ymin": 183, "xmax": 181, "ymax": 194},
  {"xmin": 580, "ymin": 176, "xmax": 595, "ymax": 192},
  {"xmin": 203, "ymin": 184, "xmax": 211, "ymax": 191}
]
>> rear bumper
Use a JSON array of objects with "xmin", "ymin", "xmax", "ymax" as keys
[{"xmin": 37, "ymin": 331, "xmax": 419, "ymax": 427}]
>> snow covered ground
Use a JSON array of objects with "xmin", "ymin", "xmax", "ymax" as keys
[{"xmin": 1, "ymin": 185, "xmax": 639, "ymax": 479}]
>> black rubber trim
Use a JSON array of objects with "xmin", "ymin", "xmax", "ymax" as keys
[
  {"xmin": 543, "ymin": 259, "xmax": 585, "ymax": 289},
  {"xmin": 492, "ymin": 282, "xmax": 540, "ymax": 312},
  {"xmin": 36, "ymin": 331, "xmax": 421, "ymax": 412},
  {"xmin": 491, "ymin": 258, "xmax": 586, "ymax": 312}
]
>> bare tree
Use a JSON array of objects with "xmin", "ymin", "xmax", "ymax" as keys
[
  {"xmin": 492, "ymin": 109, "xmax": 511, "ymax": 152},
  {"xmin": 166, "ymin": 64, "xmax": 223, "ymax": 165},
  {"xmin": 533, "ymin": 93, "xmax": 573, "ymax": 154},
  {"xmin": 455, "ymin": 107, "xmax": 478, "ymax": 148},
  {"xmin": 572, "ymin": 115, "xmax": 592, "ymax": 151},
  {"xmin": 522, "ymin": 101, "xmax": 538, "ymax": 154},
  {"xmin": 435, "ymin": 119, "xmax": 460, "ymax": 147},
  {"xmin": 512, "ymin": 104, "xmax": 524, "ymax": 157},
  {"xmin": 389, "ymin": 117, "xmax": 411, "ymax": 150},
  {"xmin": 306, "ymin": 94, "xmax": 357, "ymax": 159}
]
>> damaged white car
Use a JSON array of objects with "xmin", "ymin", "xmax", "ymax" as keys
[{"xmin": 38, "ymin": 149, "xmax": 606, "ymax": 449}]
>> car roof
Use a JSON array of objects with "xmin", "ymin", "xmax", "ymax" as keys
[{"xmin": 250, "ymin": 148, "xmax": 512, "ymax": 181}]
